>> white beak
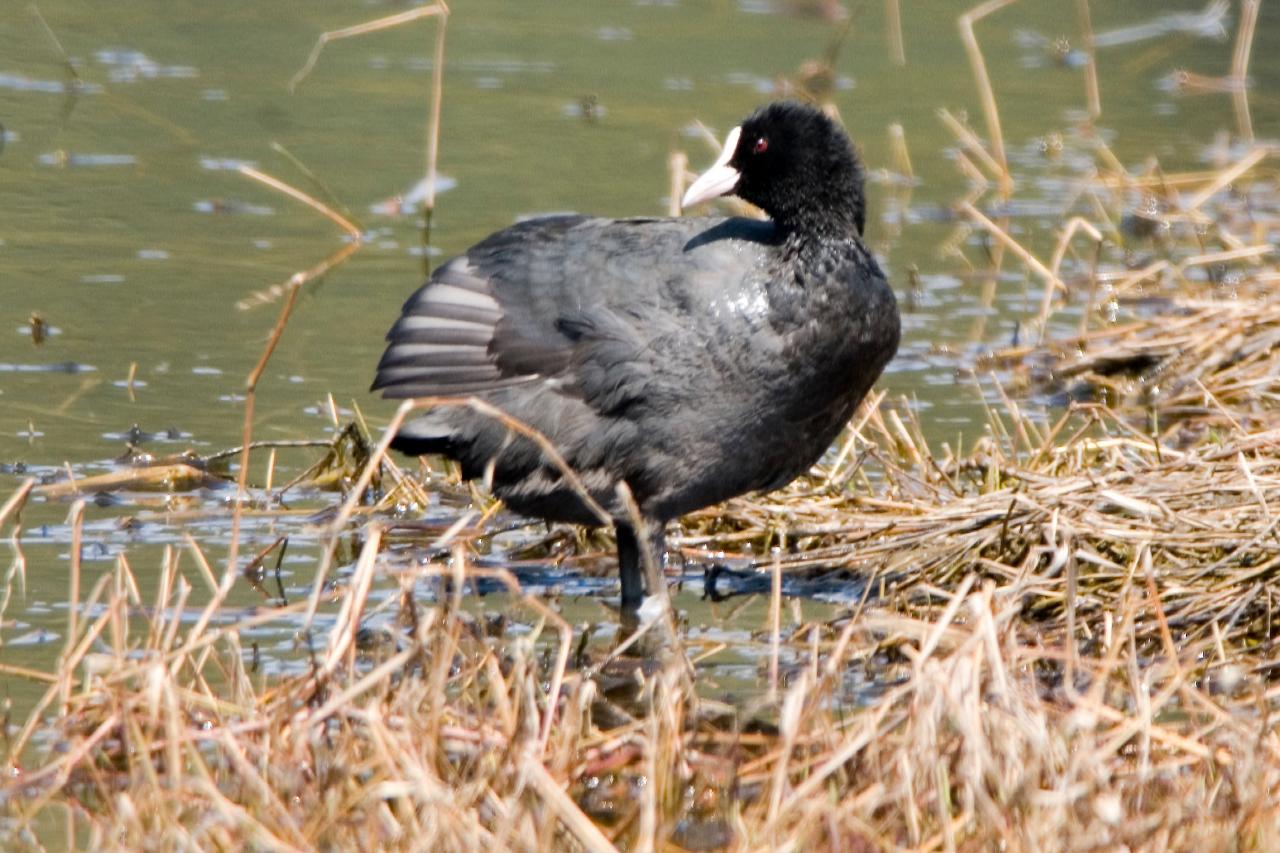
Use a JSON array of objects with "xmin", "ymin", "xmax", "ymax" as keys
[{"xmin": 681, "ymin": 126, "xmax": 742, "ymax": 210}]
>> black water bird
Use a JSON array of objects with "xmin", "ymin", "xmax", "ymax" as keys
[{"xmin": 372, "ymin": 101, "xmax": 900, "ymax": 609}]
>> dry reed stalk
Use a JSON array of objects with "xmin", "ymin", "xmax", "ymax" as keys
[
  {"xmin": 238, "ymin": 165, "xmax": 360, "ymax": 239},
  {"xmin": 1075, "ymin": 0, "xmax": 1101, "ymax": 119},
  {"xmin": 1036, "ymin": 215, "xmax": 1103, "ymax": 339},
  {"xmin": 822, "ymin": 388, "xmax": 884, "ymax": 486},
  {"xmin": 957, "ymin": 0, "xmax": 1017, "ymax": 197},
  {"xmin": 219, "ymin": 281, "xmax": 303, "ymax": 620},
  {"xmin": 523, "ymin": 759, "xmax": 619, "ymax": 853},
  {"xmin": 667, "ymin": 148, "xmax": 688, "ymax": 217},
  {"xmin": 937, "ymin": 107, "xmax": 1004, "ymax": 187},
  {"xmin": 1230, "ymin": 0, "xmax": 1260, "ymax": 142},
  {"xmin": 888, "ymin": 122, "xmax": 913, "ymax": 179},
  {"xmin": 222, "ymin": 166, "xmax": 365, "ymax": 597},
  {"xmin": 58, "ymin": 501, "xmax": 84, "ymax": 708},
  {"xmin": 423, "ymin": 5, "xmax": 449, "ymax": 230},
  {"xmin": 332, "ymin": 398, "xmax": 613, "ymax": 541},
  {"xmin": 768, "ymin": 550, "xmax": 782, "ymax": 701},
  {"xmin": 1184, "ymin": 145, "xmax": 1270, "ymax": 210},
  {"xmin": 885, "ymin": 0, "xmax": 905, "ymax": 65},
  {"xmin": 320, "ymin": 525, "xmax": 383, "ymax": 675},
  {"xmin": 288, "ymin": 3, "xmax": 449, "ymax": 265},
  {"xmin": 958, "ymin": 199, "xmax": 1067, "ymax": 301},
  {"xmin": 0, "ymin": 478, "xmax": 34, "ymax": 529},
  {"xmin": 290, "ymin": 5, "xmax": 448, "ymax": 93}
]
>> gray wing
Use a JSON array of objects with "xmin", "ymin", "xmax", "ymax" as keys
[
  {"xmin": 372, "ymin": 214, "xmax": 781, "ymax": 413},
  {"xmin": 370, "ymin": 216, "xmax": 578, "ymax": 397}
]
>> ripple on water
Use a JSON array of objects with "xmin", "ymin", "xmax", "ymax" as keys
[
  {"xmin": 95, "ymin": 48, "xmax": 198, "ymax": 83},
  {"xmin": 15, "ymin": 323, "xmax": 61, "ymax": 338},
  {"xmin": 6, "ymin": 628, "xmax": 60, "ymax": 647},
  {"xmin": 199, "ymin": 156, "xmax": 257, "ymax": 171},
  {"xmin": 0, "ymin": 72, "xmax": 102, "ymax": 94},
  {"xmin": 38, "ymin": 152, "xmax": 136, "ymax": 167},
  {"xmin": 725, "ymin": 71, "xmax": 773, "ymax": 95},
  {"xmin": 101, "ymin": 425, "xmax": 190, "ymax": 443},
  {"xmin": 193, "ymin": 199, "xmax": 274, "ymax": 216},
  {"xmin": 0, "ymin": 362, "xmax": 96, "ymax": 373},
  {"xmin": 303, "ymin": 402, "xmax": 353, "ymax": 419}
]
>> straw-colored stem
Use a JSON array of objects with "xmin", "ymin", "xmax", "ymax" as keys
[
  {"xmin": 957, "ymin": 0, "xmax": 1018, "ymax": 197},
  {"xmin": 1230, "ymin": 0, "xmax": 1259, "ymax": 142},
  {"xmin": 885, "ymin": 0, "xmax": 905, "ymax": 65},
  {"xmin": 1075, "ymin": 0, "xmax": 1100, "ymax": 119}
]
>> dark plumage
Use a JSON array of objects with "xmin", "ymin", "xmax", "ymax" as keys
[{"xmin": 373, "ymin": 101, "xmax": 900, "ymax": 608}]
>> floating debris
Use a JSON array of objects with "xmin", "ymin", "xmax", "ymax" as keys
[
  {"xmin": 19, "ymin": 314, "xmax": 55, "ymax": 344},
  {"xmin": 1093, "ymin": 0, "xmax": 1230, "ymax": 48},
  {"xmin": 101, "ymin": 425, "xmax": 190, "ymax": 444},
  {"xmin": 562, "ymin": 95, "xmax": 605, "ymax": 121},
  {"xmin": 95, "ymin": 47, "xmax": 198, "ymax": 83},
  {"xmin": 193, "ymin": 198, "xmax": 274, "ymax": 215}
]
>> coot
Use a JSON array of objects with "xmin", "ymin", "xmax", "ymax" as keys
[{"xmin": 373, "ymin": 101, "xmax": 899, "ymax": 608}]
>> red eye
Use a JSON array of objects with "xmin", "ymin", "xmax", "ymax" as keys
[{"xmin": 753, "ymin": 137, "xmax": 768, "ymax": 154}]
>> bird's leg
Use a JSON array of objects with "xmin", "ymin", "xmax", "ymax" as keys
[
  {"xmin": 615, "ymin": 523, "xmax": 646, "ymax": 611},
  {"xmin": 616, "ymin": 520, "xmax": 669, "ymax": 612}
]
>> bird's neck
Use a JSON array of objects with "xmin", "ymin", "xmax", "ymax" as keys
[
  {"xmin": 779, "ymin": 208, "xmax": 864, "ymax": 258},
  {"xmin": 772, "ymin": 182, "xmax": 866, "ymax": 246}
]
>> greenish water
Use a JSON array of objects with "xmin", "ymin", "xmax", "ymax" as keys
[{"xmin": 1, "ymin": 1, "xmax": 1277, "ymax": 712}]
